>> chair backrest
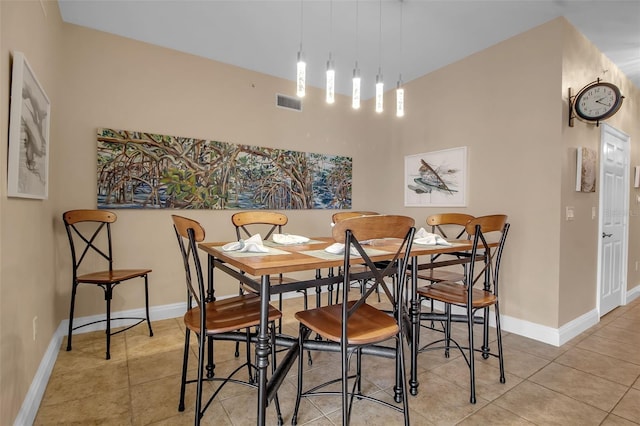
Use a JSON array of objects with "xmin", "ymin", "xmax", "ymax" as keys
[
  {"xmin": 63, "ymin": 209, "xmax": 118, "ymax": 277},
  {"xmin": 332, "ymin": 215, "xmax": 415, "ymax": 321},
  {"xmin": 331, "ymin": 211, "xmax": 380, "ymax": 224},
  {"xmin": 465, "ymin": 214, "xmax": 510, "ymax": 295},
  {"xmin": 426, "ymin": 213, "xmax": 475, "ymax": 239},
  {"xmin": 231, "ymin": 211, "xmax": 288, "ymax": 240},
  {"xmin": 172, "ymin": 215, "xmax": 207, "ymax": 308}
]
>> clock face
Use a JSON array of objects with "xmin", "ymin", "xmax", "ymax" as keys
[{"xmin": 574, "ymin": 82, "xmax": 622, "ymax": 121}]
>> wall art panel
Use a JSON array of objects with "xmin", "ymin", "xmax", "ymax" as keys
[{"xmin": 97, "ymin": 128, "xmax": 352, "ymax": 209}]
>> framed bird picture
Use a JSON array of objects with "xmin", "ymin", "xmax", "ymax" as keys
[{"xmin": 404, "ymin": 146, "xmax": 467, "ymax": 207}]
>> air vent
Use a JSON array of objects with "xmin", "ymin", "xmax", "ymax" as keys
[{"xmin": 276, "ymin": 94, "xmax": 302, "ymax": 112}]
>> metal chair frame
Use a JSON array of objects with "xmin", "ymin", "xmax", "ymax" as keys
[
  {"xmin": 292, "ymin": 215, "xmax": 415, "ymax": 426},
  {"xmin": 417, "ymin": 215, "xmax": 510, "ymax": 403},
  {"xmin": 63, "ymin": 209, "xmax": 153, "ymax": 360},
  {"xmin": 172, "ymin": 214, "xmax": 284, "ymax": 425}
]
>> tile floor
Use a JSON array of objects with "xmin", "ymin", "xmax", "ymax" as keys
[{"xmin": 35, "ymin": 296, "xmax": 640, "ymax": 425}]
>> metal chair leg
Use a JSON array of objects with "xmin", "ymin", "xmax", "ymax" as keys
[
  {"xmin": 105, "ymin": 284, "xmax": 113, "ymax": 360},
  {"xmin": 178, "ymin": 329, "xmax": 190, "ymax": 411},
  {"xmin": 291, "ymin": 325, "xmax": 305, "ymax": 426},
  {"xmin": 66, "ymin": 282, "xmax": 78, "ymax": 351},
  {"xmin": 144, "ymin": 275, "xmax": 154, "ymax": 337},
  {"xmin": 467, "ymin": 308, "xmax": 476, "ymax": 404}
]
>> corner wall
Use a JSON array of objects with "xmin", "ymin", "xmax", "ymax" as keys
[{"xmin": 0, "ymin": 1, "xmax": 63, "ymax": 424}]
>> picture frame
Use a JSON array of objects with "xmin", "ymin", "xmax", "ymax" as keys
[
  {"xmin": 575, "ymin": 147, "xmax": 596, "ymax": 193},
  {"xmin": 404, "ymin": 146, "xmax": 467, "ymax": 207},
  {"xmin": 7, "ymin": 51, "xmax": 51, "ymax": 199}
]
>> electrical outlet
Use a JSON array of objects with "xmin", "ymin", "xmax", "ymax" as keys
[{"xmin": 32, "ymin": 316, "xmax": 38, "ymax": 341}]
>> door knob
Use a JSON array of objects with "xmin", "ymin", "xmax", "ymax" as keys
[{"xmin": 602, "ymin": 232, "xmax": 613, "ymax": 238}]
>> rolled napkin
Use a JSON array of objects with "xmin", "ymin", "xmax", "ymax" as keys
[
  {"xmin": 222, "ymin": 234, "xmax": 269, "ymax": 253},
  {"xmin": 413, "ymin": 227, "xmax": 452, "ymax": 246},
  {"xmin": 272, "ymin": 233, "xmax": 310, "ymax": 245},
  {"xmin": 324, "ymin": 242, "xmax": 360, "ymax": 256}
]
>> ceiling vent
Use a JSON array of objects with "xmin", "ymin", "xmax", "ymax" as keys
[{"xmin": 276, "ymin": 94, "xmax": 302, "ymax": 112}]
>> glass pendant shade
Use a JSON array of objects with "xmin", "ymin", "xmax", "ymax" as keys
[
  {"xmin": 375, "ymin": 73, "xmax": 384, "ymax": 113},
  {"xmin": 296, "ymin": 51, "xmax": 306, "ymax": 98},
  {"xmin": 326, "ymin": 59, "xmax": 335, "ymax": 104},
  {"xmin": 396, "ymin": 86, "xmax": 405, "ymax": 117},
  {"xmin": 352, "ymin": 66, "xmax": 361, "ymax": 109}
]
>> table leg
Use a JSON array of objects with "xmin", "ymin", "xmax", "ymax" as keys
[
  {"xmin": 409, "ymin": 256, "xmax": 420, "ymax": 396},
  {"xmin": 256, "ymin": 275, "xmax": 271, "ymax": 426}
]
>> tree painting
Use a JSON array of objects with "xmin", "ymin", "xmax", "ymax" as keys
[{"xmin": 97, "ymin": 128, "xmax": 352, "ymax": 210}]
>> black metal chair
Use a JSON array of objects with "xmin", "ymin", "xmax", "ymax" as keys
[
  {"xmin": 417, "ymin": 214, "xmax": 510, "ymax": 403},
  {"xmin": 292, "ymin": 215, "xmax": 415, "ymax": 426},
  {"xmin": 63, "ymin": 209, "xmax": 153, "ymax": 360},
  {"xmin": 172, "ymin": 214, "xmax": 283, "ymax": 425}
]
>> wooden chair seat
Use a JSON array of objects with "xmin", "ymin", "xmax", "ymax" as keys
[
  {"xmin": 77, "ymin": 268, "xmax": 152, "ymax": 284},
  {"xmin": 418, "ymin": 281, "xmax": 497, "ymax": 308},
  {"xmin": 184, "ymin": 294, "xmax": 281, "ymax": 335},
  {"xmin": 295, "ymin": 301, "xmax": 399, "ymax": 345}
]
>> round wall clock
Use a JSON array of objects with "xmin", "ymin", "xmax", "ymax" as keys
[{"xmin": 573, "ymin": 81, "xmax": 623, "ymax": 122}]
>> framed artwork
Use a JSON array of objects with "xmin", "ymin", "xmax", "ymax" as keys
[
  {"xmin": 7, "ymin": 51, "xmax": 51, "ymax": 199},
  {"xmin": 576, "ymin": 147, "xmax": 596, "ymax": 192},
  {"xmin": 405, "ymin": 146, "xmax": 467, "ymax": 207},
  {"xmin": 97, "ymin": 128, "xmax": 352, "ymax": 210}
]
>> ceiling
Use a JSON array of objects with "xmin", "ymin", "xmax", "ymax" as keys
[{"xmin": 58, "ymin": 0, "xmax": 640, "ymax": 100}]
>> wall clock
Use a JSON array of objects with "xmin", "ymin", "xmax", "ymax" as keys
[{"xmin": 569, "ymin": 79, "xmax": 624, "ymax": 127}]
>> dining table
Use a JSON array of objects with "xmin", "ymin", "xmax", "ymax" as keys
[{"xmin": 198, "ymin": 235, "xmax": 476, "ymax": 425}]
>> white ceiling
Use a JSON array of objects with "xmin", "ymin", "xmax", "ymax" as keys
[{"xmin": 58, "ymin": 0, "xmax": 640, "ymax": 100}]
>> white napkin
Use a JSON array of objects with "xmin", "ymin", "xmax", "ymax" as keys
[
  {"xmin": 222, "ymin": 234, "xmax": 269, "ymax": 253},
  {"xmin": 324, "ymin": 243, "xmax": 361, "ymax": 256},
  {"xmin": 413, "ymin": 228, "xmax": 452, "ymax": 246},
  {"xmin": 272, "ymin": 233, "xmax": 310, "ymax": 245}
]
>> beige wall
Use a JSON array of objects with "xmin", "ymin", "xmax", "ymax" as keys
[
  {"xmin": 398, "ymin": 19, "xmax": 565, "ymax": 326},
  {"xmin": 1, "ymin": 1, "xmax": 63, "ymax": 423},
  {"xmin": 2, "ymin": 3, "xmax": 640, "ymax": 423}
]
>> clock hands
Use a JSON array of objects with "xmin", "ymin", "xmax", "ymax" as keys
[{"xmin": 595, "ymin": 97, "xmax": 611, "ymax": 107}]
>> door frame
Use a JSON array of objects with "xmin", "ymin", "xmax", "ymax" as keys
[{"xmin": 597, "ymin": 123, "xmax": 630, "ymax": 316}]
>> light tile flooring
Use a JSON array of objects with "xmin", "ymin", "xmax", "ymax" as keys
[{"xmin": 35, "ymin": 296, "xmax": 640, "ymax": 425}]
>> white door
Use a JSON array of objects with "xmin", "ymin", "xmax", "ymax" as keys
[{"xmin": 598, "ymin": 124, "xmax": 630, "ymax": 316}]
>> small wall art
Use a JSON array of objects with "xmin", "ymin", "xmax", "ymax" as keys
[
  {"xmin": 404, "ymin": 146, "xmax": 467, "ymax": 207},
  {"xmin": 97, "ymin": 128, "xmax": 352, "ymax": 210},
  {"xmin": 7, "ymin": 51, "xmax": 51, "ymax": 199},
  {"xmin": 576, "ymin": 146, "xmax": 596, "ymax": 192}
]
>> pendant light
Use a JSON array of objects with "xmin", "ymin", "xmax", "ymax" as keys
[
  {"xmin": 296, "ymin": 0, "xmax": 306, "ymax": 98},
  {"xmin": 375, "ymin": 0, "xmax": 383, "ymax": 113},
  {"xmin": 396, "ymin": 1, "xmax": 405, "ymax": 117},
  {"xmin": 326, "ymin": 0, "xmax": 335, "ymax": 104},
  {"xmin": 352, "ymin": 0, "xmax": 361, "ymax": 109}
]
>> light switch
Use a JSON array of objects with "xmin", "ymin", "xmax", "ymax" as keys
[
  {"xmin": 592, "ymin": 207, "xmax": 596, "ymax": 219},
  {"xmin": 566, "ymin": 206, "xmax": 575, "ymax": 221}
]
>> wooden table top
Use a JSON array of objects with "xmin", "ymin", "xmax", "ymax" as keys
[{"xmin": 198, "ymin": 237, "xmax": 474, "ymax": 277}]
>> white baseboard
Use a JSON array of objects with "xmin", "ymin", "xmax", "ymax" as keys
[
  {"xmin": 627, "ymin": 284, "xmax": 640, "ymax": 303},
  {"xmin": 13, "ymin": 322, "xmax": 66, "ymax": 426},
  {"xmin": 13, "ymin": 301, "xmax": 185, "ymax": 426},
  {"xmin": 429, "ymin": 300, "xmax": 599, "ymax": 347}
]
